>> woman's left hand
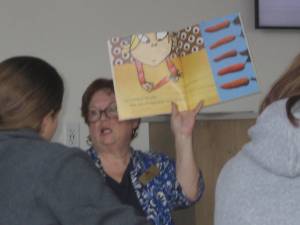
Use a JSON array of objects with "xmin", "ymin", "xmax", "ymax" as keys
[
  {"xmin": 171, "ymin": 101, "xmax": 204, "ymax": 138},
  {"xmin": 171, "ymin": 100, "xmax": 204, "ymax": 201}
]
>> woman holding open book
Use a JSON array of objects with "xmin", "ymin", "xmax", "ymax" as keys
[{"xmin": 81, "ymin": 78, "xmax": 205, "ymax": 225}]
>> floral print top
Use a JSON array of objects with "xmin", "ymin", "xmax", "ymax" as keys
[{"xmin": 87, "ymin": 148, "xmax": 205, "ymax": 225}]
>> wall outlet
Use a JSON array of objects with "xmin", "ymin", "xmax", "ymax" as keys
[{"xmin": 66, "ymin": 122, "xmax": 80, "ymax": 147}]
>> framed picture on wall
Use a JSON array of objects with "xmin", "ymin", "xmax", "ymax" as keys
[{"xmin": 255, "ymin": 0, "xmax": 300, "ymax": 29}]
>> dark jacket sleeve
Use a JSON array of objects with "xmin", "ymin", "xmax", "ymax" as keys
[{"xmin": 37, "ymin": 149, "xmax": 150, "ymax": 225}]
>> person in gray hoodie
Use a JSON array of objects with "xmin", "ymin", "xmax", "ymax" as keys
[
  {"xmin": 0, "ymin": 56, "xmax": 149, "ymax": 225},
  {"xmin": 214, "ymin": 53, "xmax": 300, "ymax": 225}
]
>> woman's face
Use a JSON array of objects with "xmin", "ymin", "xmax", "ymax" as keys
[{"xmin": 88, "ymin": 90, "xmax": 138, "ymax": 150}]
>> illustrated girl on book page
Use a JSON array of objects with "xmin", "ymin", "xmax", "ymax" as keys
[{"xmin": 122, "ymin": 32, "xmax": 181, "ymax": 92}]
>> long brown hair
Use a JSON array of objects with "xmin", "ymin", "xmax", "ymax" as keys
[
  {"xmin": 259, "ymin": 54, "xmax": 300, "ymax": 126},
  {"xmin": 0, "ymin": 56, "xmax": 64, "ymax": 131}
]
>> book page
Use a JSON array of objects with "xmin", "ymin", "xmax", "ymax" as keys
[
  {"xmin": 108, "ymin": 32, "xmax": 187, "ymax": 120},
  {"xmin": 107, "ymin": 13, "xmax": 259, "ymax": 119},
  {"xmin": 199, "ymin": 13, "xmax": 259, "ymax": 103},
  {"xmin": 181, "ymin": 13, "xmax": 259, "ymax": 110},
  {"xmin": 172, "ymin": 24, "xmax": 220, "ymax": 110},
  {"xmin": 182, "ymin": 49, "xmax": 220, "ymax": 109}
]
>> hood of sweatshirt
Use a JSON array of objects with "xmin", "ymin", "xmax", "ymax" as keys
[{"xmin": 243, "ymin": 98, "xmax": 300, "ymax": 178}]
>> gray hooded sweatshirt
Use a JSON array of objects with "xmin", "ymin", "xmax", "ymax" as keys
[{"xmin": 214, "ymin": 99, "xmax": 300, "ymax": 225}]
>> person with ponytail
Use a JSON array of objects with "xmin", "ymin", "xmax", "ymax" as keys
[{"xmin": 0, "ymin": 56, "xmax": 149, "ymax": 225}]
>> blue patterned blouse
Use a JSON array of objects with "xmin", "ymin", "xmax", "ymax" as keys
[{"xmin": 87, "ymin": 148, "xmax": 205, "ymax": 225}]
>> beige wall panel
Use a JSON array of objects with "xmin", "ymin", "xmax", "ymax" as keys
[{"xmin": 149, "ymin": 119, "xmax": 255, "ymax": 225}]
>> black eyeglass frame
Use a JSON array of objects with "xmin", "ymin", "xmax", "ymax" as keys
[{"xmin": 87, "ymin": 103, "xmax": 118, "ymax": 123}]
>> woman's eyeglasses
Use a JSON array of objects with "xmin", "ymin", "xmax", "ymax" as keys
[{"xmin": 87, "ymin": 103, "xmax": 118, "ymax": 123}]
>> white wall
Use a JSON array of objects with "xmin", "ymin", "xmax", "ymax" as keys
[{"xmin": 0, "ymin": 0, "xmax": 299, "ymax": 149}]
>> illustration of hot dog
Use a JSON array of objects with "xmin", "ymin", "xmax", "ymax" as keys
[
  {"xmin": 220, "ymin": 77, "xmax": 249, "ymax": 89},
  {"xmin": 220, "ymin": 77, "xmax": 257, "ymax": 89},
  {"xmin": 218, "ymin": 63, "xmax": 245, "ymax": 76},
  {"xmin": 213, "ymin": 49, "xmax": 238, "ymax": 62},
  {"xmin": 209, "ymin": 35, "xmax": 236, "ymax": 50},
  {"xmin": 205, "ymin": 20, "xmax": 230, "ymax": 33}
]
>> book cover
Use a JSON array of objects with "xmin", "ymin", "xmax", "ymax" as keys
[{"xmin": 108, "ymin": 12, "xmax": 259, "ymax": 120}]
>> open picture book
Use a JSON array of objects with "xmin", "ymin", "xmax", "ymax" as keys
[{"xmin": 108, "ymin": 12, "xmax": 259, "ymax": 120}]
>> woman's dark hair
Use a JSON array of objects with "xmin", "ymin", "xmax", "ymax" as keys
[
  {"xmin": 259, "ymin": 54, "xmax": 300, "ymax": 126},
  {"xmin": 81, "ymin": 78, "xmax": 140, "ymax": 139},
  {"xmin": 0, "ymin": 56, "xmax": 64, "ymax": 131}
]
